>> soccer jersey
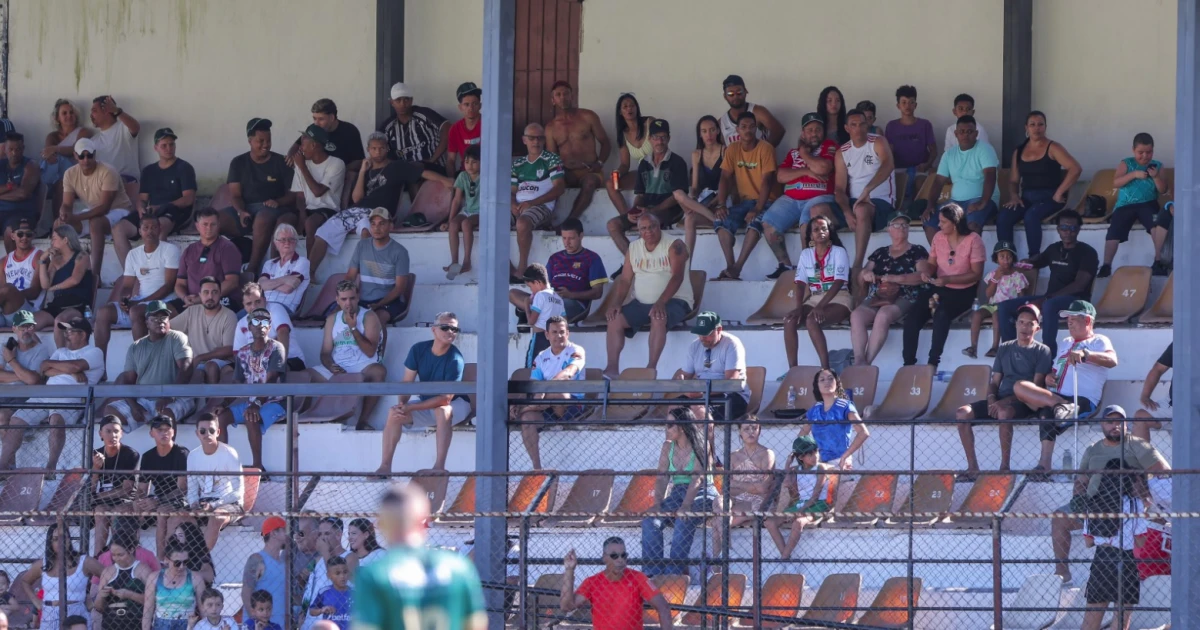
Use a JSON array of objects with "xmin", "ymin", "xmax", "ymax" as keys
[
  {"xmin": 3, "ymin": 248, "xmax": 42, "ymax": 308},
  {"xmin": 511, "ymin": 151, "xmax": 565, "ymax": 209},
  {"xmin": 794, "ymin": 245, "xmax": 850, "ymax": 295},
  {"xmin": 840, "ymin": 135, "xmax": 895, "ymax": 203},
  {"xmin": 547, "ymin": 249, "xmax": 607, "ymax": 296},
  {"xmin": 528, "ymin": 288, "xmax": 565, "ymax": 328},
  {"xmin": 531, "ymin": 342, "xmax": 585, "ymax": 382},
  {"xmin": 780, "ymin": 140, "xmax": 838, "ymax": 200},
  {"xmin": 351, "ymin": 545, "xmax": 485, "ymax": 630}
]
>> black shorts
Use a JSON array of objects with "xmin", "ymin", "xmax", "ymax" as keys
[
  {"xmin": 286, "ymin": 357, "xmax": 306, "ymax": 372},
  {"xmin": 709, "ymin": 392, "xmax": 749, "ymax": 421},
  {"xmin": 41, "ymin": 301, "xmax": 86, "ymax": 319},
  {"xmin": 1085, "ymin": 545, "xmax": 1140, "ymax": 605},
  {"xmin": 166, "ymin": 298, "xmax": 186, "ymax": 315},
  {"xmin": 1038, "ymin": 398, "xmax": 1097, "ymax": 441},
  {"xmin": 1106, "ymin": 200, "xmax": 1157, "ymax": 243},
  {"xmin": 364, "ymin": 299, "xmax": 406, "ymax": 323},
  {"xmin": 621, "ymin": 298, "xmax": 690, "ymax": 338},
  {"xmin": 966, "ymin": 399, "xmax": 1033, "ymax": 421},
  {"xmin": 1154, "ymin": 207, "xmax": 1172, "ymax": 230},
  {"xmin": 121, "ymin": 205, "xmax": 193, "ymax": 233},
  {"xmin": 524, "ymin": 331, "xmax": 550, "ymax": 368}
]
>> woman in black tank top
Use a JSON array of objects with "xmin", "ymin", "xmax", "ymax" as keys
[
  {"xmin": 996, "ymin": 111, "xmax": 1082, "ymax": 256},
  {"xmin": 96, "ymin": 535, "xmax": 151, "ymax": 630},
  {"xmin": 680, "ymin": 115, "xmax": 726, "ymax": 258},
  {"xmin": 33, "ymin": 224, "xmax": 96, "ymax": 331}
]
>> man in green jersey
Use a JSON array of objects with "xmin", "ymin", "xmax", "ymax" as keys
[{"xmin": 352, "ymin": 484, "xmax": 487, "ymax": 630}]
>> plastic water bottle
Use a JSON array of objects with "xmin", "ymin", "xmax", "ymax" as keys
[
  {"xmin": 787, "ymin": 386, "xmax": 796, "ymax": 409},
  {"xmin": 1062, "ymin": 449, "xmax": 1075, "ymax": 471},
  {"xmin": 934, "ymin": 370, "xmax": 950, "ymax": 382},
  {"xmin": 83, "ymin": 305, "xmax": 93, "ymax": 322},
  {"xmin": 971, "ymin": 298, "xmax": 980, "ymax": 312}
]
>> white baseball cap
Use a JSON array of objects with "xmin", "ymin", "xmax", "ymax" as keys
[
  {"xmin": 390, "ymin": 82, "xmax": 414, "ymax": 100},
  {"xmin": 73, "ymin": 137, "xmax": 97, "ymax": 155}
]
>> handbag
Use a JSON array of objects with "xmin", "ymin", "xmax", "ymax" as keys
[{"xmin": 1082, "ymin": 194, "xmax": 1107, "ymax": 219}]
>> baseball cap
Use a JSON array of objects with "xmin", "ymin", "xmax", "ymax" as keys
[
  {"xmin": 56, "ymin": 318, "xmax": 93, "ymax": 334},
  {"xmin": 886, "ymin": 211, "xmax": 912, "ymax": 225},
  {"xmin": 456, "ymin": 82, "xmax": 482, "ymax": 102},
  {"xmin": 792, "ymin": 435, "xmax": 819, "ymax": 455},
  {"xmin": 1059, "ymin": 300, "xmax": 1097, "ymax": 320},
  {"xmin": 689, "ymin": 311, "xmax": 721, "ymax": 336},
  {"xmin": 1015, "ymin": 303, "xmax": 1042, "ymax": 321},
  {"xmin": 149, "ymin": 415, "xmax": 175, "ymax": 430},
  {"xmin": 992, "ymin": 240, "xmax": 1017, "ymax": 261},
  {"xmin": 368, "ymin": 207, "xmax": 392, "ymax": 222},
  {"xmin": 302, "ymin": 124, "xmax": 335, "ymax": 151},
  {"xmin": 649, "ymin": 119, "xmax": 670, "ymax": 136},
  {"xmin": 153, "ymin": 127, "xmax": 177, "ymax": 142},
  {"xmin": 390, "ymin": 82, "xmax": 414, "ymax": 100},
  {"xmin": 261, "ymin": 516, "xmax": 287, "ymax": 536},
  {"xmin": 145, "ymin": 300, "xmax": 171, "ymax": 316},
  {"xmin": 722, "ymin": 74, "xmax": 746, "ymax": 90},
  {"xmin": 246, "ymin": 117, "xmax": 272, "ymax": 136},
  {"xmin": 11, "ymin": 310, "xmax": 34, "ymax": 327},
  {"xmin": 0, "ymin": 119, "xmax": 15, "ymax": 135},
  {"xmin": 73, "ymin": 137, "xmax": 97, "ymax": 155},
  {"xmin": 1101, "ymin": 404, "xmax": 1128, "ymax": 418},
  {"xmin": 99, "ymin": 414, "xmax": 121, "ymax": 429},
  {"xmin": 801, "ymin": 112, "xmax": 825, "ymax": 128},
  {"xmin": 249, "ymin": 307, "xmax": 272, "ymax": 321}
]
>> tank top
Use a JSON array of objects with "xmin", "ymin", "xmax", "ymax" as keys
[
  {"xmin": 4, "ymin": 248, "xmax": 43, "ymax": 309},
  {"xmin": 42, "ymin": 560, "xmax": 88, "ymax": 603},
  {"xmin": 628, "ymin": 238, "xmax": 693, "ymax": 307},
  {"xmin": 0, "ymin": 156, "xmax": 34, "ymax": 214},
  {"xmin": 46, "ymin": 254, "xmax": 94, "ymax": 310},
  {"xmin": 1115, "ymin": 157, "xmax": 1162, "ymax": 209},
  {"xmin": 58, "ymin": 127, "xmax": 83, "ymax": 152},
  {"xmin": 794, "ymin": 466, "xmax": 832, "ymax": 505},
  {"xmin": 840, "ymin": 135, "xmax": 895, "ymax": 204},
  {"xmin": 154, "ymin": 570, "xmax": 195, "ymax": 620},
  {"xmin": 1017, "ymin": 140, "xmax": 1063, "ymax": 192},
  {"xmin": 698, "ymin": 149, "xmax": 724, "ymax": 193},
  {"xmin": 255, "ymin": 551, "xmax": 287, "ymax": 627},
  {"xmin": 719, "ymin": 105, "xmax": 767, "ymax": 145},
  {"xmin": 330, "ymin": 306, "xmax": 376, "ymax": 367},
  {"xmin": 102, "ymin": 561, "xmax": 145, "ymax": 628},
  {"xmin": 625, "ymin": 126, "xmax": 652, "ymax": 165}
]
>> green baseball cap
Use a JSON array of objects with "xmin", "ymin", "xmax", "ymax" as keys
[
  {"xmin": 992, "ymin": 240, "xmax": 1017, "ymax": 261},
  {"xmin": 1059, "ymin": 300, "xmax": 1096, "ymax": 320},
  {"xmin": 245, "ymin": 117, "xmax": 272, "ymax": 136},
  {"xmin": 689, "ymin": 311, "xmax": 721, "ymax": 336},
  {"xmin": 801, "ymin": 112, "xmax": 824, "ymax": 128},
  {"xmin": 792, "ymin": 435, "xmax": 819, "ymax": 455},
  {"xmin": 11, "ymin": 310, "xmax": 34, "ymax": 327},
  {"xmin": 153, "ymin": 127, "xmax": 177, "ymax": 142},
  {"xmin": 145, "ymin": 300, "xmax": 171, "ymax": 316},
  {"xmin": 302, "ymin": 124, "xmax": 335, "ymax": 151}
]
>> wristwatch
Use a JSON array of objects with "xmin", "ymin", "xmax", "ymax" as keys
[{"xmin": 1081, "ymin": 348, "xmax": 1090, "ymax": 364}]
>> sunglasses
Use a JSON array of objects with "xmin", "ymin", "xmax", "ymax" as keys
[
  {"xmin": 249, "ymin": 317, "xmax": 270, "ymax": 326},
  {"xmin": 170, "ymin": 559, "xmax": 187, "ymax": 568},
  {"xmin": 608, "ymin": 552, "xmax": 628, "ymax": 559},
  {"xmin": 275, "ymin": 237, "xmax": 297, "ymax": 244},
  {"xmin": 703, "ymin": 348, "xmax": 713, "ymax": 369},
  {"xmin": 198, "ymin": 245, "xmax": 211, "ymax": 264},
  {"xmin": 948, "ymin": 249, "xmax": 955, "ymax": 265},
  {"xmin": 13, "ymin": 230, "xmax": 32, "ymax": 239},
  {"xmin": 1057, "ymin": 224, "xmax": 1080, "ymax": 233},
  {"xmin": 197, "ymin": 427, "xmax": 217, "ymax": 436},
  {"xmin": 523, "ymin": 135, "xmax": 546, "ymax": 141},
  {"xmin": 437, "ymin": 324, "xmax": 460, "ymax": 334},
  {"xmin": 76, "ymin": 152, "xmax": 95, "ymax": 160}
]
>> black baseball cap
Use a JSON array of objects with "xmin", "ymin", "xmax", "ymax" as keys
[
  {"xmin": 722, "ymin": 75, "xmax": 746, "ymax": 90},
  {"xmin": 649, "ymin": 119, "xmax": 670, "ymax": 136},
  {"xmin": 56, "ymin": 318, "xmax": 93, "ymax": 335},
  {"xmin": 246, "ymin": 117, "xmax": 272, "ymax": 136},
  {"xmin": 801, "ymin": 112, "xmax": 824, "ymax": 128},
  {"xmin": 456, "ymin": 82, "xmax": 482, "ymax": 102},
  {"xmin": 153, "ymin": 128, "xmax": 177, "ymax": 142},
  {"xmin": 149, "ymin": 415, "xmax": 176, "ymax": 430}
]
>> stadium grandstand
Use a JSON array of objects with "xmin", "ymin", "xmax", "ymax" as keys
[{"xmin": 0, "ymin": 0, "xmax": 1194, "ymax": 628}]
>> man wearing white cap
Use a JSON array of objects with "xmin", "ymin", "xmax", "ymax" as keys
[
  {"xmin": 58, "ymin": 137, "xmax": 135, "ymax": 278},
  {"xmin": 381, "ymin": 82, "xmax": 449, "ymax": 174}
]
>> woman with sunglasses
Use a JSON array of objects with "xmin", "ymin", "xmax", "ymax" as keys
[
  {"xmin": 17, "ymin": 524, "xmax": 102, "ymax": 630},
  {"xmin": 851, "ymin": 212, "xmax": 929, "ymax": 365},
  {"xmin": 258, "ymin": 223, "xmax": 310, "ymax": 315},
  {"xmin": 170, "ymin": 523, "xmax": 215, "ymax": 587},
  {"xmin": 142, "ymin": 539, "xmax": 205, "ymax": 630},
  {"xmin": 345, "ymin": 518, "xmax": 385, "ymax": 575},
  {"xmin": 32, "ymin": 224, "xmax": 94, "ymax": 342},
  {"xmin": 901, "ymin": 203, "xmax": 985, "ymax": 367},
  {"xmin": 641, "ymin": 407, "xmax": 720, "ymax": 577}
]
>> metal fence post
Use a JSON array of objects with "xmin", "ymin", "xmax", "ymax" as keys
[
  {"xmin": 752, "ymin": 515, "xmax": 762, "ymax": 629},
  {"xmin": 285, "ymin": 393, "xmax": 295, "ymax": 630},
  {"xmin": 992, "ymin": 515, "xmax": 1003, "ymax": 629}
]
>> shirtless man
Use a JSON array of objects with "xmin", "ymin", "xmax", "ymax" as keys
[
  {"xmin": 718, "ymin": 75, "xmax": 786, "ymax": 147},
  {"xmin": 545, "ymin": 81, "xmax": 611, "ymax": 224}
]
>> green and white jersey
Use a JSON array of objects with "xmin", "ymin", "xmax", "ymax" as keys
[
  {"xmin": 351, "ymin": 545, "xmax": 485, "ymax": 630},
  {"xmin": 511, "ymin": 151, "xmax": 565, "ymax": 209}
]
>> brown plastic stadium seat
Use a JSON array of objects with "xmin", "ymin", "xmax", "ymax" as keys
[
  {"xmin": 679, "ymin": 573, "xmax": 746, "ymax": 628},
  {"xmin": 997, "ymin": 168, "xmax": 1014, "ymax": 207},
  {"xmin": 855, "ymin": 576, "xmax": 922, "ymax": 628},
  {"xmin": 295, "ymin": 272, "xmax": 346, "ymax": 327},
  {"xmin": 207, "ymin": 184, "xmax": 234, "ymax": 215},
  {"xmin": 825, "ymin": 473, "xmax": 898, "ymax": 528},
  {"xmin": 394, "ymin": 179, "xmax": 454, "ymax": 232},
  {"xmin": 645, "ymin": 574, "xmax": 689, "ymax": 625},
  {"xmin": 893, "ymin": 170, "xmax": 909, "ymax": 208},
  {"xmin": 543, "ymin": 470, "xmax": 613, "ymax": 527},
  {"xmin": 528, "ymin": 573, "xmax": 565, "ymax": 623},
  {"xmin": 745, "ymin": 366, "xmax": 767, "ymax": 415},
  {"xmin": 461, "ymin": 363, "xmax": 477, "ymax": 422},
  {"xmin": 764, "ymin": 366, "xmax": 821, "ymax": 417},
  {"xmin": 681, "ymin": 270, "xmax": 707, "ymax": 325},
  {"xmin": 1094, "ymin": 265, "xmax": 1152, "ymax": 323},
  {"xmin": 435, "ymin": 476, "xmax": 477, "ymax": 526},
  {"xmin": 0, "ymin": 471, "xmax": 43, "ymax": 525},
  {"xmin": 508, "ymin": 471, "xmax": 558, "ymax": 525},
  {"xmin": 795, "ymin": 572, "xmax": 861, "ymax": 627},
  {"xmin": 599, "ymin": 367, "xmax": 657, "ymax": 421},
  {"xmin": 579, "ymin": 276, "xmax": 628, "ymax": 328},
  {"xmin": 1075, "ymin": 169, "xmax": 1118, "ymax": 224},
  {"xmin": 393, "ymin": 273, "xmax": 415, "ymax": 324},
  {"xmin": 297, "ymin": 372, "xmax": 363, "ymax": 424},
  {"xmin": 840, "ymin": 365, "xmax": 880, "ymax": 409},
  {"xmin": 937, "ymin": 473, "xmax": 1015, "ymax": 528},
  {"xmin": 733, "ymin": 573, "xmax": 804, "ymax": 627},
  {"xmin": 27, "ymin": 469, "xmax": 85, "ymax": 526},
  {"xmin": 1140, "ymin": 272, "xmax": 1173, "ymax": 324},
  {"xmin": 927, "ymin": 365, "xmax": 993, "ymax": 420},
  {"xmin": 410, "ymin": 469, "xmax": 450, "ymax": 513},
  {"xmin": 871, "ymin": 365, "xmax": 934, "ymax": 421},
  {"xmin": 883, "ymin": 473, "xmax": 955, "ymax": 528},
  {"xmin": 241, "ymin": 467, "xmax": 261, "ymax": 513},
  {"xmin": 600, "ymin": 470, "xmax": 659, "ymax": 526},
  {"xmin": 746, "ymin": 275, "xmax": 801, "ymax": 326}
]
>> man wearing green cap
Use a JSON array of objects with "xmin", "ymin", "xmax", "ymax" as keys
[
  {"xmin": 0, "ymin": 309, "xmax": 49, "ymax": 468},
  {"xmin": 103, "ymin": 299, "xmax": 195, "ymax": 426},
  {"xmin": 1013, "ymin": 299, "xmax": 1118, "ymax": 478},
  {"xmin": 676, "ymin": 311, "xmax": 748, "ymax": 421},
  {"xmin": 221, "ymin": 117, "xmax": 295, "ymax": 271}
]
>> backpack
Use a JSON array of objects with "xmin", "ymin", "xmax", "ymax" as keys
[
  {"xmin": 1082, "ymin": 194, "xmax": 1108, "ymax": 219},
  {"xmin": 1087, "ymin": 457, "xmax": 1140, "ymax": 539}
]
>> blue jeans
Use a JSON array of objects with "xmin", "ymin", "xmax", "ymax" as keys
[
  {"xmin": 641, "ymin": 483, "xmax": 717, "ymax": 576},
  {"xmin": 996, "ymin": 293, "xmax": 1078, "ymax": 357},
  {"xmin": 153, "ymin": 620, "xmax": 189, "ymax": 630},
  {"xmin": 713, "ymin": 199, "xmax": 767, "ymax": 235},
  {"xmin": 760, "ymin": 194, "xmax": 836, "ymax": 233},
  {"xmin": 924, "ymin": 198, "xmax": 997, "ymax": 229},
  {"xmin": 996, "ymin": 188, "xmax": 1064, "ymax": 256}
]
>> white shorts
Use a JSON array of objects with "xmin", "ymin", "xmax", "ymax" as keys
[
  {"xmin": 196, "ymin": 359, "xmax": 231, "ymax": 372},
  {"xmin": 73, "ymin": 199, "xmax": 131, "ymax": 228},
  {"xmin": 410, "ymin": 398, "xmax": 473, "ymax": 428},
  {"xmin": 310, "ymin": 356, "xmax": 380, "ymax": 380},
  {"xmin": 109, "ymin": 301, "xmax": 133, "ymax": 328},
  {"xmin": 0, "ymin": 304, "xmax": 34, "ymax": 326},
  {"xmin": 107, "ymin": 397, "xmax": 195, "ymax": 428},
  {"xmin": 314, "ymin": 206, "xmax": 372, "ymax": 256},
  {"xmin": 13, "ymin": 397, "xmax": 85, "ymax": 425}
]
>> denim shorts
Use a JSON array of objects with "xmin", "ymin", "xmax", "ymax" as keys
[
  {"xmin": 761, "ymin": 194, "xmax": 835, "ymax": 233},
  {"xmin": 832, "ymin": 198, "xmax": 893, "ymax": 231},
  {"xmin": 713, "ymin": 199, "xmax": 769, "ymax": 235}
]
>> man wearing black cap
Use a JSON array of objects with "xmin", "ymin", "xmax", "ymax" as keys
[
  {"xmin": 0, "ymin": 316, "xmax": 102, "ymax": 472},
  {"xmin": 221, "ymin": 117, "xmax": 295, "ymax": 268},
  {"xmin": 290, "ymin": 124, "xmax": 346, "ymax": 272},
  {"xmin": 718, "ymin": 75, "xmax": 785, "ymax": 147},
  {"xmin": 545, "ymin": 80, "xmax": 611, "ymax": 223},
  {"xmin": 606, "ymin": 119, "xmax": 687, "ymax": 256},
  {"xmin": 446, "ymin": 82, "xmax": 482, "ymax": 179},
  {"xmin": 954, "ymin": 303, "xmax": 1052, "ymax": 479},
  {"xmin": 131, "ymin": 128, "xmax": 197, "ymax": 235},
  {"xmin": 132, "ymin": 414, "xmax": 189, "ymax": 557}
]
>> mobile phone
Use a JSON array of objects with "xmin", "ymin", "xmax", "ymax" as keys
[{"xmin": 5, "ymin": 338, "xmax": 17, "ymax": 352}]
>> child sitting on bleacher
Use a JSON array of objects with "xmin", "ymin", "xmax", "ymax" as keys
[
  {"xmin": 766, "ymin": 435, "xmax": 835, "ymax": 559},
  {"xmin": 964, "ymin": 240, "xmax": 1028, "ymax": 359}
]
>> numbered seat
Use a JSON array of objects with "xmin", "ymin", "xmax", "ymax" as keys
[
  {"xmin": 645, "ymin": 574, "xmax": 689, "ymax": 626},
  {"xmin": 599, "ymin": 470, "xmax": 660, "ymax": 527},
  {"xmin": 1094, "ymin": 265, "xmax": 1152, "ymax": 323},
  {"xmin": 927, "ymin": 365, "xmax": 993, "ymax": 420},
  {"xmin": 1139, "ymin": 272, "xmax": 1173, "ymax": 324},
  {"xmin": 870, "ymin": 365, "xmax": 934, "ymax": 421},
  {"xmin": 28, "ymin": 469, "xmax": 85, "ymax": 526},
  {"xmin": 410, "ymin": 469, "xmax": 450, "ymax": 514},
  {"xmin": 598, "ymin": 368, "xmax": 658, "ymax": 421},
  {"xmin": 745, "ymin": 366, "xmax": 767, "ymax": 415},
  {"xmin": 882, "ymin": 473, "xmax": 955, "ymax": 528},
  {"xmin": 1074, "ymin": 169, "xmax": 1119, "ymax": 224},
  {"xmin": 825, "ymin": 473, "xmax": 898, "ymax": 528},
  {"xmin": 733, "ymin": 573, "xmax": 804, "ymax": 627},
  {"xmin": 542, "ymin": 470, "xmax": 613, "ymax": 527},
  {"xmin": 0, "ymin": 471, "xmax": 44, "ymax": 525},
  {"xmin": 993, "ymin": 573, "xmax": 1064, "ymax": 630},
  {"xmin": 508, "ymin": 471, "xmax": 559, "ymax": 526},
  {"xmin": 795, "ymin": 573, "xmax": 861, "ymax": 627},
  {"xmin": 746, "ymin": 275, "xmax": 802, "ymax": 326},
  {"xmin": 763, "ymin": 366, "xmax": 822, "ymax": 418},
  {"xmin": 678, "ymin": 573, "xmax": 746, "ymax": 628},
  {"xmin": 937, "ymin": 473, "xmax": 1015, "ymax": 528},
  {"xmin": 840, "ymin": 364, "xmax": 880, "ymax": 408},
  {"xmin": 855, "ymin": 576, "xmax": 922, "ymax": 628}
]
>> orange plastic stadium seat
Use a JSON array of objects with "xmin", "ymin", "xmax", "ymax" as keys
[
  {"xmin": 679, "ymin": 573, "xmax": 746, "ymax": 628},
  {"xmin": 436, "ymin": 476, "xmax": 477, "ymax": 526},
  {"xmin": 507, "ymin": 471, "xmax": 559, "ymax": 524},
  {"xmin": 733, "ymin": 573, "xmax": 804, "ymax": 627},
  {"xmin": 746, "ymin": 275, "xmax": 801, "ymax": 326},
  {"xmin": 296, "ymin": 372, "xmax": 362, "ymax": 424},
  {"xmin": 745, "ymin": 366, "xmax": 767, "ymax": 415},
  {"xmin": 0, "ymin": 471, "xmax": 43, "ymax": 525},
  {"xmin": 600, "ymin": 470, "xmax": 659, "ymax": 526},
  {"xmin": 937, "ymin": 473, "xmax": 1016, "ymax": 528},
  {"xmin": 543, "ymin": 470, "xmax": 613, "ymax": 527},
  {"xmin": 796, "ymin": 573, "xmax": 861, "ymax": 626},
  {"xmin": 1094, "ymin": 266, "xmax": 1152, "ymax": 323},
  {"xmin": 579, "ymin": 276, "xmax": 628, "ymax": 328},
  {"xmin": 1140, "ymin": 272, "xmax": 1173, "ymax": 324},
  {"xmin": 241, "ymin": 467, "xmax": 261, "ymax": 513},
  {"xmin": 394, "ymin": 273, "xmax": 415, "ymax": 324},
  {"xmin": 893, "ymin": 170, "xmax": 910, "ymax": 208},
  {"xmin": 855, "ymin": 576, "xmax": 922, "ymax": 628},
  {"xmin": 296, "ymin": 272, "xmax": 346, "ymax": 327},
  {"xmin": 645, "ymin": 574, "xmax": 688, "ymax": 625},
  {"xmin": 871, "ymin": 365, "xmax": 934, "ymax": 421},
  {"xmin": 825, "ymin": 473, "xmax": 898, "ymax": 528},
  {"xmin": 410, "ymin": 469, "xmax": 450, "ymax": 513},
  {"xmin": 883, "ymin": 473, "xmax": 955, "ymax": 528},
  {"xmin": 764, "ymin": 366, "xmax": 822, "ymax": 418},
  {"xmin": 28, "ymin": 469, "xmax": 84, "ymax": 526},
  {"xmin": 997, "ymin": 168, "xmax": 1014, "ymax": 207},
  {"xmin": 1077, "ymin": 169, "xmax": 1119, "ymax": 224},
  {"xmin": 927, "ymin": 365, "xmax": 993, "ymax": 420},
  {"xmin": 528, "ymin": 572, "xmax": 564, "ymax": 624},
  {"xmin": 840, "ymin": 364, "xmax": 880, "ymax": 408}
]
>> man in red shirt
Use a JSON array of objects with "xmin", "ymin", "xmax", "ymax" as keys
[
  {"xmin": 446, "ymin": 82, "xmax": 482, "ymax": 179},
  {"xmin": 560, "ymin": 537, "xmax": 674, "ymax": 630},
  {"xmin": 760, "ymin": 112, "xmax": 839, "ymax": 279}
]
